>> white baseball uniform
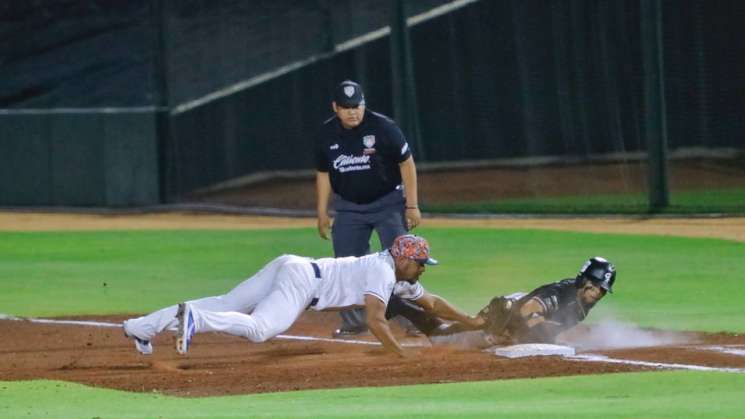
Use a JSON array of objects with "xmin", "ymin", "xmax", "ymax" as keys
[{"xmin": 123, "ymin": 251, "xmax": 424, "ymax": 344}]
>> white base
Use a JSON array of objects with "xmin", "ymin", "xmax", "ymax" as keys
[{"xmin": 485, "ymin": 343, "xmax": 575, "ymax": 358}]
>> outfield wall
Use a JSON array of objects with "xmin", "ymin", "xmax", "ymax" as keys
[{"xmin": 0, "ymin": 111, "xmax": 160, "ymax": 206}]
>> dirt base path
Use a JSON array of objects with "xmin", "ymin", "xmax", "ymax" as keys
[
  {"xmin": 2, "ymin": 212, "xmax": 745, "ymax": 242},
  {"xmin": 2, "ymin": 312, "xmax": 743, "ymax": 397}
]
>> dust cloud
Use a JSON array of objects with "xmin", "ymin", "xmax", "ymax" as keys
[{"xmin": 559, "ymin": 317, "xmax": 694, "ymax": 350}]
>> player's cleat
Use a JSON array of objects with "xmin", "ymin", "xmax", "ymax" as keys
[
  {"xmin": 332, "ymin": 326, "xmax": 369, "ymax": 339},
  {"xmin": 132, "ymin": 336, "xmax": 153, "ymax": 355},
  {"xmin": 122, "ymin": 322, "xmax": 153, "ymax": 355},
  {"xmin": 175, "ymin": 303, "xmax": 196, "ymax": 355}
]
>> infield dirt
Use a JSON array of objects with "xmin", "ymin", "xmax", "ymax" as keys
[{"xmin": 2, "ymin": 311, "xmax": 744, "ymax": 397}]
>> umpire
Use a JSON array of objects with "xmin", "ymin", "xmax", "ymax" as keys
[{"xmin": 315, "ymin": 80, "xmax": 422, "ymax": 337}]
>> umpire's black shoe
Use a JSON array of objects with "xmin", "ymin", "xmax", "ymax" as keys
[{"xmin": 332, "ymin": 327, "xmax": 369, "ymax": 339}]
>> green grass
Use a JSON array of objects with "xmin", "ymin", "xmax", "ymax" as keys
[
  {"xmin": 0, "ymin": 229, "xmax": 335, "ymax": 316},
  {"xmin": 1, "ymin": 228, "xmax": 743, "ymax": 332},
  {"xmin": 422, "ymin": 187, "xmax": 745, "ymax": 214},
  {"xmin": 1, "ymin": 227, "xmax": 744, "ymax": 417},
  {"xmin": 2, "ymin": 371, "xmax": 744, "ymax": 418}
]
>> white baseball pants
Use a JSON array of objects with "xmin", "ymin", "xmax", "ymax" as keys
[{"xmin": 123, "ymin": 255, "xmax": 318, "ymax": 343}]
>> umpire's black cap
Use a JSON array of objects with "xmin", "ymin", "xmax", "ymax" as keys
[{"xmin": 333, "ymin": 80, "xmax": 365, "ymax": 108}]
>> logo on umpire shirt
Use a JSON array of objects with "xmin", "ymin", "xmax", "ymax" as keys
[
  {"xmin": 362, "ymin": 135, "xmax": 376, "ymax": 155},
  {"xmin": 333, "ymin": 154, "xmax": 371, "ymax": 173}
]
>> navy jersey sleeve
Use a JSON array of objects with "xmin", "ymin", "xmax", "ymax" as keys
[{"xmin": 382, "ymin": 121, "xmax": 412, "ymax": 163}]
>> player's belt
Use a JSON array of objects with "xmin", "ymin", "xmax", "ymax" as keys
[{"xmin": 308, "ymin": 262, "xmax": 321, "ymax": 307}]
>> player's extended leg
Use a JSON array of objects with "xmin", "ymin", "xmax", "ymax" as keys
[
  {"xmin": 123, "ymin": 255, "xmax": 294, "ymax": 350},
  {"xmin": 191, "ymin": 254, "xmax": 297, "ymax": 314},
  {"xmin": 182, "ymin": 260, "xmax": 316, "ymax": 345}
]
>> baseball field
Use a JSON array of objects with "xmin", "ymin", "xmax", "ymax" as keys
[{"xmin": 1, "ymin": 212, "xmax": 745, "ymax": 418}]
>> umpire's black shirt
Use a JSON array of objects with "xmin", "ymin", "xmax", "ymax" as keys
[{"xmin": 315, "ymin": 110, "xmax": 412, "ymax": 205}]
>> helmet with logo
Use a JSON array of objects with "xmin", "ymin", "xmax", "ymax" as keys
[{"xmin": 575, "ymin": 257, "xmax": 616, "ymax": 293}]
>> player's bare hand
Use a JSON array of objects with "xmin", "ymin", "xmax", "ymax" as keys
[
  {"xmin": 317, "ymin": 214, "xmax": 331, "ymax": 240},
  {"xmin": 405, "ymin": 207, "xmax": 422, "ymax": 230}
]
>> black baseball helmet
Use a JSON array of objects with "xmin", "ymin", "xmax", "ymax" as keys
[{"xmin": 575, "ymin": 257, "xmax": 616, "ymax": 293}]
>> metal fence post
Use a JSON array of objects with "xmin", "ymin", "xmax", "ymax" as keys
[{"xmin": 641, "ymin": 0, "xmax": 670, "ymax": 210}]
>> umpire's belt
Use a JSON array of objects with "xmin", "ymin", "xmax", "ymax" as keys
[{"xmin": 308, "ymin": 262, "xmax": 321, "ymax": 308}]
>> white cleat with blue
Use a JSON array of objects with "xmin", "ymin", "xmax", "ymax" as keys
[
  {"xmin": 176, "ymin": 303, "xmax": 195, "ymax": 355},
  {"xmin": 122, "ymin": 321, "xmax": 153, "ymax": 355}
]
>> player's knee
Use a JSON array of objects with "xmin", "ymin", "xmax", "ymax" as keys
[
  {"xmin": 252, "ymin": 326, "xmax": 283, "ymax": 343},
  {"xmin": 242, "ymin": 325, "xmax": 271, "ymax": 343},
  {"xmin": 246, "ymin": 317, "xmax": 284, "ymax": 343}
]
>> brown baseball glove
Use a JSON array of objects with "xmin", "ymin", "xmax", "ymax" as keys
[{"xmin": 477, "ymin": 296, "xmax": 516, "ymax": 336}]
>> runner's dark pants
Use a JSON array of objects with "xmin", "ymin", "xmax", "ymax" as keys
[{"xmin": 384, "ymin": 295, "xmax": 445, "ymax": 335}]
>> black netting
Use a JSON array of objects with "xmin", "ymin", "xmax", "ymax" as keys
[
  {"xmin": 0, "ymin": 0, "xmax": 156, "ymax": 107},
  {"xmin": 1, "ymin": 0, "xmax": 743, "ymax": 211}
]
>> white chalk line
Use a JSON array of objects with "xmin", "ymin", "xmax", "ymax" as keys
[
  {"xmin": 700, "ymin": 345, "xmax": 745, "ymax": 357},
  {"xmin": 1, "ymin": 315, "xmax": 123, "ymax": 329},
  {"xmin": 2, "ymin": 314, "xmax": 743, "ymax": 370},
  {"xmin": 0, "ymin": 314, "xmax": 424, "ymax": 347},
  {"xmin": 566, "ymin": 354, "xmax": 745, "ymax": 374}
]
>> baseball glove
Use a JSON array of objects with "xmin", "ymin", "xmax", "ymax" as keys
[{"xmin": 477, "ymin": 296, "xmax": 515, "ymax": 336}]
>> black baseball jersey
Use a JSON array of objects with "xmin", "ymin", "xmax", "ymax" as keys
[
  {"xmin": 315, "ymin": 110, "xmax": 412, "ymax": 205},
  {"xmin": 509, "ymin": 278, "xmax": 596, "ymax": 343}
]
